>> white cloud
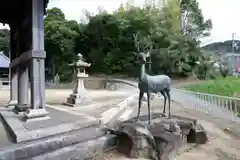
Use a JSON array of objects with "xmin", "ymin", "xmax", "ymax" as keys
[
  {"xmin": 198, "ymin": 0, "xmax": 240, "ymax": 43},
  {"xmin": 48, "ymin": 0, "xmax": 240, "ymax": 43},
  {"xmin": 48, "ymin": 0, "xmax": 135, "ymax": 21}
]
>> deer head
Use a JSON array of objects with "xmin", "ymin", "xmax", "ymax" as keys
[{"xmin": 132, "ymin": 33, "xmax": 152, "ymax": 64}]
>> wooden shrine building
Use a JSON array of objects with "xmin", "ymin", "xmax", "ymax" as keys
[{"xmin": 0, "ymin": 0, "xmax": 49, "ymax": 120}]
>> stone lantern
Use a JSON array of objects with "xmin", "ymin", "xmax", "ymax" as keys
[{"xmin": 65, "ymin": 53, "xmax": 92, "ymax": 106}]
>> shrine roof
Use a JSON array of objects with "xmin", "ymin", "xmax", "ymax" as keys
[{"xmin": 0, "ymin": 0, "xmax": 49, "ymax": 24}]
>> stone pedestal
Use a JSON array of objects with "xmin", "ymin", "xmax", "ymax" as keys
[
  {"xmin": 66, "ymin": 92, "xmax": 92, "ymax": 106},
  {"xmin": 114, "ymin": 114, "xmax": 208, "ymax": 160},
  {"xmin": 23, "ymin": 108, "xmax": 50, "ymax": 123},
  {"xmin": 65, "ymin": 75, "xmax": 92, "ymax": 106},
  {"xmin": 5, "ymin": 100, "xmax": 18, "ymax": 108},
  {"xmin": 13, "ymin": 104, "xmax": 30, "ymax": 114}
]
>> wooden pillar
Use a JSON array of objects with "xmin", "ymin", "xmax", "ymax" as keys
[
  {"xmin": 17, "ymin": 63, "xmax": 29, "ymax": 106},
  {"xmin": 25, "ymin": 0, "xmax": 48, "ymax": 120},
  {"xmin": 7, "ymin": 24, "xmax": 18, "ymax": 107},
  {"xmin": 15, "ymin": 18, "xmax": 30, "ymax": 112}
]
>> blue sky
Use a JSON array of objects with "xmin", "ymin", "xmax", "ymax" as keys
[{"xmin": 1, "ymin": 0, "xmax": 240, "ymax": 45}]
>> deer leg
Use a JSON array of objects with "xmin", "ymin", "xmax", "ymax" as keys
[
  {"xmin": 165, "ymin": 89, "xmax": 171, "ymax": 118},
  {"xmin": 147, "ymin": 92, "xmax": 153, "ymax": 126},
  {"xmin": 136, "ymin": 91, "xmax": 144, "ymax": 122},
  {"xmin": 160, "ymin": 91, "xmax": 166, "ymax": 117}
]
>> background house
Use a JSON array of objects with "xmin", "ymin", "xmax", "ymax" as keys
[
  {"xmin": 221, "ymin": 52, "xmax": 240, "ymax": 76},
  {"xmin": 0, "ymin": 51, "xmax": 9, "ymax": 85}
]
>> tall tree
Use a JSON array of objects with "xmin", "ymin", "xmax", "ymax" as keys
[
  {"xmin": 44, "ymin": 7, "xmax": 78, "ymax": 82},
  {"xmin": 180, "ymin": 0, "xmax": 212, "ymax": 39},
  {"xmin": 44, "ymin": 4, "xmax": 213, "ymax": 80}
]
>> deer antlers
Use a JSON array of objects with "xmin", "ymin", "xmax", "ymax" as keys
[
  {"xmin": 133, "ymin": 32, "xmax": 140, "ymax": 53},
  {"xmin": 133, "ymin": 33, "xmax": 153, "ymax": 57}
]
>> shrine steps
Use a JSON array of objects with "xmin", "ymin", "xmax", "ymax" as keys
[
  {"xmin": 30, "ymin": 134, "xmax": 117, "ymax": 160},
  {"xmin": 0, "ymin": 126, "xmax": 117, "ymax": 160}
]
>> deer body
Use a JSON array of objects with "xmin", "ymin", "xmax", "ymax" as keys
[
  {"xmin": 132, "ymin": 33, "xmax": 172, "ymax": 125},
  {"xmin": 135, "ymin": 52, "xmax": 172, "ymax": 125},
  {"xmin": 139, "ymin": 75, "xmax": 171, "ymax": 93}
]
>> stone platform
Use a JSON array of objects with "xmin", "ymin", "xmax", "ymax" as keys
[
  {"xmin": 0, "ymin": 86, "xmax": 138, "ymax": 160},
  {"xmin": 110, "ymin": 113, "xmax": 207, "ymax": 160},
  {"xmin": 0, "ymin": 89, "xmax": 137, "ymax": 143},
  {"xmin": 0, "ymin": 104, "xmax": 118, "ymax": 160},
  {"xmin": 0, "ymin": 125, "xmax": 113, "ymax": 160},
  {"xmin": 0, "ymin": 107, "xmax": 100, "ymax": 143}
]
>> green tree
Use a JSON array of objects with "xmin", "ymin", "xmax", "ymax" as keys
[
  {"xmin": 75, "ymin": 5, "xmax": 200, "ymax": 77},
  {"xmin": 45, "ymin": 3, "xmax": 213, "ymax": 80},
  {"xmin": 0, "ymin": 29, "xmax": 10, "ymax": 57},
  {"xmin": 180, "ymin": 0, "xmax": 212, "ymax": 39},
  {"xmin": 44, "ymin": 7, "xmax": 78, "ymax": 82}
]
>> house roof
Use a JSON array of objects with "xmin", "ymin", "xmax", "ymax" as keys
[{"xmin": 0, "ymin": 52, "xmax": 9, "ymax": 68}]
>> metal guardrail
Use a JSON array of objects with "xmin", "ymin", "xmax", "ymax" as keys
[
  {"xmin": 171, "ymin": 88, "xmax": 240, "ymax": 122},
  {"xmin": 112, "ymin": 79, "xmax": 240, "ymax": 123},
  {"xmin": 112, "ymin": 79, "xmax": 240, "ymax": 122}
]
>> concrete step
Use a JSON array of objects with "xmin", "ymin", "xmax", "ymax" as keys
[
  {"xmin": 31, "ymin": 103, "xmax": 138, "ymax": 160},
  {"xmin": 0, "ymin": 126, "xmax": 112, "ymax": 160},
  {"xmin": 30, "ymin": 134, "xmax": 117, "ymax": 160},
  {"xmin": 0, "ymin": 117, "xmax": 14, "ymax": 148}
]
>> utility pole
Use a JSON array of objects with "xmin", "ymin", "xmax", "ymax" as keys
[
  {"xmin": 232, "ymin": 33, "xmax": 236, "ymax": 53},
  {"xmin": 231, "ymin": 33, "xmax": 236, "ymax": 75}
]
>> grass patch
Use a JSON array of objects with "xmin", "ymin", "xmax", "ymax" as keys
[
  {"xmin": 184, "ymin": 77, "xmax": 240, "ymax": 97},
  {"xmin": 184, "ymin": 77, "xmax": 240, "ymax": 116}
]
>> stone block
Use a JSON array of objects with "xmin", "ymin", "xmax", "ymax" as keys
[
  {"xmin": 24, "ymin": 108, "xmax": 49, "ymax": 119},
  {"xmin": 65, "ymin": 93, "xmax": 92, "ymax": 106},
  {"xmin": 0, "ymin": 127, "xmax": 109, "ymax": 160},
  {"xmin": 5, "ymin": 100, "xmax": 18, "ymax": 108},
  {"xmin": 14, "ymin": 104, "xmax": 30, "ymax": 113},
  {"xmin": 29, "ymin": 134, "xmax": 117, "ymax": 160},
  {"xmin": 113, "ymin": 115, "xmax": 207, "ymax": 160},
  {"xmin": 187, "ymin": 124, "xmax": 208, "ymax": 144},
  {"xmin": 0, "ymin": 107, "xmax": 100, "ymax": 143},
  {"xmin": 116, "ymin": 121, "xmax": 184, "ymax": 160}
]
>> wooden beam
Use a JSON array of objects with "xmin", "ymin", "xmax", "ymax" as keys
[{"xmin": 10, "ymin": 50, "xmax": 46, "ymax": 68}]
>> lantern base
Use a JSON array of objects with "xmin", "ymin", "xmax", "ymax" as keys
[{"xmin": 65, "ymin": 93, "xmax": 92, "ymax": 107}]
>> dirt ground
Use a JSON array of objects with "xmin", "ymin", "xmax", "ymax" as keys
[
  {"xmin": 102, "ymin": 99, "xmax": 240, "ymax": 160},
  {"xmin": 1, "ymin": 79, "xmax": 238, "ymax": 159},
  {"xmin": 175, "ymin": 111, "xmax": 240, "ymax": 160}
]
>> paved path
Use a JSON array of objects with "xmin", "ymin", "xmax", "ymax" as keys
[
  {"xmin": 0, "ymin": 89, "xmax": 133, "ymax": 104},
  {"xmin": 103, "ymin": 98, "xmax": 240, "ymax": 160}
]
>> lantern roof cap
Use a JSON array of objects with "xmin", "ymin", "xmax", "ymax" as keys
[{"xmin": 69, "ymin": 53, "xmax": 91, "ymax": 67}]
